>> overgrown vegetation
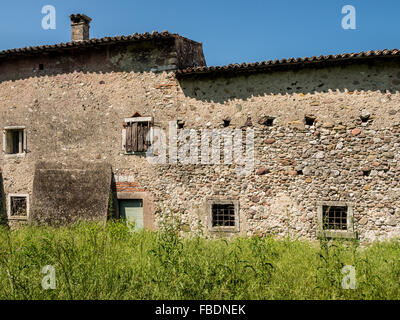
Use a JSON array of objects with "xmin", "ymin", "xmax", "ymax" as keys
[{"xmin": 0, "ymin": 221, "xmax": 399, "ymax": 300}]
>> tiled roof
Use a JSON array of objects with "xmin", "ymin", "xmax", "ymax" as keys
[
  {"xmin": 177, "ymin": 49, "xmax": 400, "ymax": 77},
  {"xmin": 0, "ymin": 31, "xmax": 196, "ymax": 59}
]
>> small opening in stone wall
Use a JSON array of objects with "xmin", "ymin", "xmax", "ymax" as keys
[
  {"xmin": 265, "ymin": 117, "xmax": 274, "ymax": 127},
  {"xmin": 39, "ymin": 64, "xmax": 44, "ymax": 71},
  {"xmin": 360, "ymin": 111, "xmax": 370, "ymax": 124},
  {"xmin": 304, "ymin": 115, "xmax": 316, "ymax": 126},
  {"xmin": 177, "ymin": 120, "xmax": 185, "ymax": 129},
  {"xmin": 259, "ymin": 116, "xmax": 275, "ymax": 127},
  {"xmin": 223, "ymin": 119, "xmax": 231, "ymax": 127},
  {"xmin": 297, "ymin": 170, "xmax": 303, "ymax": 175},
  {"xmin": 363, "ymin": 170, "xmax": 371, "ymax": 177},
  {"xmin": 10, "ymin": 196, "xmax": 27, "ymax": 217}
]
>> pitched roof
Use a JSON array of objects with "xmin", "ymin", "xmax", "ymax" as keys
[
  {"xmin": 177, "ymin": 49, "xmax": 400, "ymax": 77},
  {"xmin": 0, "ymin": 31, "xmax": 199, "ymax": 60}
]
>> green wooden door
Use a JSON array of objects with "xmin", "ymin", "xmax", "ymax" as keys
[{"xmin": 119, "ymin": 199, "xmax": 144, "ymax": 231}]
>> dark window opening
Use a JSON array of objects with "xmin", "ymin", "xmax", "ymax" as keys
[
  {"xmin": 297, "ymin": 170, "xmax": 303, "ymax": 175},
  {"xmin": 322, "ymin": 205, "xmax": 347, "ymax": 231},
  {"xmin": 305, "ymin": 115, "xmax": 316, "ymax": 126},
  {"xmin": 39, "ymin": 64, "xmax": 44, "ymax": 71},
  {"xmin": 125, "ymin": 121, "xmax": 151, "ymax": 153},
  {"xmin": 5, "ymin": 129, "xmax": 24, "ymax": 154},
  {"xmin": 212, "ymin": 203, "xmax": 235, "ymax": 227},
  {"xmin": 223, "ymin": 119, "xmax": 231, "ymax": 127},
  {"xmin": 10, "ymin": 196, "xmax": 27, "ymax": 216}
]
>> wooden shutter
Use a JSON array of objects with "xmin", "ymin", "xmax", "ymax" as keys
[
  {"xmin": 126, "ymin": 123, "xmax": 133, "ymax": 152},
  {"xmin": 132, "ymin": 122, "xmax": 138, "ymax": 152},
  {"xmin": 137, "ymin": 122, "xmax": 144, "ymax": 152},
  {"xmin": 125, "ymin": 121, "xmax": 151, "ymax": 153}
]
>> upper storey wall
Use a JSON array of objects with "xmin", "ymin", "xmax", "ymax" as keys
[
  {"xmin": 176, "ymin": 57, "xmax": 400, "ymax": 129},
  {"xmin": 0, "ymin": 37, "xmax": 205, "ymax": 82}
]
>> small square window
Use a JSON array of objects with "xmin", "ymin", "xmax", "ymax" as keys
[
  {"xmin": 212, "ymin": 203, "xmax": 235, "ymax": 227},
  {"xmin": 207, "ymin": 199, "xmax": 239, "ymax": 232},
  {"xmin": 317, "ymin": 201, "xmax": 356, "ymax": 239},
  {"xmin": 322, "ymin": 205, "xmax": 347, "ymax": 231},
  {"xmin": 8, "ymin": 194, "xmax": 29, "ymax": 219},
  {"xmin": 3, "ymin": 127, "xmax": 26, "ymax": 156}
]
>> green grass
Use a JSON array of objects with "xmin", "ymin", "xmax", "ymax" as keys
[{"xmin": 0, "ymin": 221, "xmax": 399, "ymax": 300}]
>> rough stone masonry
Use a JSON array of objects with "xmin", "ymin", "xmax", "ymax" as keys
[{"xmin": 0, "ymin": 13, "xmax": 400, "ymax": 242}]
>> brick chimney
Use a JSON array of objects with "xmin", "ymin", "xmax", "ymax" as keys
[{"xmin": 70, "ymin": 14, "xmax": 92, "ymax": 41}]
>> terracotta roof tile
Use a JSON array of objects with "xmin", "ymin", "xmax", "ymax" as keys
[
  {"xmin": 0, "ymin": 31, "xmax": 198, "ymax": 59},
  {"xmin": 176, "ymin": 48, "xmax": 400, "ymax": 77}
]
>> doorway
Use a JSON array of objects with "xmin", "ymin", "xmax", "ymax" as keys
[{"xmin": 119, "ymin": 199, "xmax": 144, "ymax": 231}]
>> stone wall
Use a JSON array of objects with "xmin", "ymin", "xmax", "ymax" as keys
[
  {"xmin": 0, "ymin": 36, "xmax": 205, "ymax": 82},
  {"xmin": 1, "ymin": 51, "xmax": 400, "ymax": 241}
]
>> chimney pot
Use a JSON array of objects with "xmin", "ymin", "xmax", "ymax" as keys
[{"xmin": 70, "ymin": 14, "xmax": 92, "ymax": 41}]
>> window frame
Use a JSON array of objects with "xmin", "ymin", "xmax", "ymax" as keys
[
  {"xmin": 317, "ymin": 201, "xmax": 356, "ymax": 239},
  {"xmin": 207, "ymin": 199, "xmax": 240, "ymax": 233},
  {"xmin": 122, "ymin": 117, "xmax": 154, "ymax": 155},
  {"xmin": 7, "ymin": 194, "xmax": 29, "ymax": 220},
  {"xmin": 3, "ymin": 126, "xmax": 27, "ymax": 158}
]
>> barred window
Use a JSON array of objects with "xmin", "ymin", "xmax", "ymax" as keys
[
  {"xmin": 322, "ymin": 205, "xmax": 348, "ymax": 231},
  {"xmin": 9, "ymin": 196, "xmax": 27, "ymax": 217},
  {"xmin": 212, "ymin": 203, "xmax": 236, "ymax": 227}
]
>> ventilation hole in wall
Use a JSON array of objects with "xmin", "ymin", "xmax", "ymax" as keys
[
  {"xmin": 260, "ymin": 117, "xmax": 275, "ymax": 127},
  {"xmin": 177, "ymin": 120, "xmax": 185, "ymax": 129},
  {"xmin": 304, "ymin": 115, "xmax": 316, "ymax": 126},
  {"xmin": 223, "ymin": 119, "xmax": 231, "ymax": 127},
  {"xmin": 39, "ymin": 64, "xmax": 44, "ymax": 71},
  {"xmin": 361, "ymin": 116, "xmax": 371, "ymax": 124},
  {"xmin": 297, "ymin": 170, "xmax": 303, "ymax": 175},
  {"xmin": 363, "ymin": 170, "xmax": 371, "ymax": 177}
]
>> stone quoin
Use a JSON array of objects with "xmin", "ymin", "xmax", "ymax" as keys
[{"xmin": 1, "ymin": 13, "xmax": 400, "ymax": 242}]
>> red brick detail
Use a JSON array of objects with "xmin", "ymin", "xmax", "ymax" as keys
[{"xmin": 115, "ymin": 182, "xmax": 146, "ymax": 193}]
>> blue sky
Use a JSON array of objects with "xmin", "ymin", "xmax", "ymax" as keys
[{"xmin": 0, "ymin": 0, "xmax": 399, "ymax": 66}]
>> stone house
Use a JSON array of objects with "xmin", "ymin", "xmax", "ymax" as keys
[{"xmin": 1, "ymin": 14, "xmax": 400, "ymax": 242}]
